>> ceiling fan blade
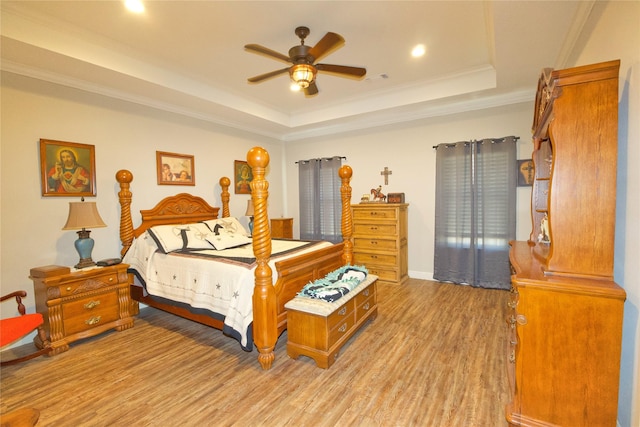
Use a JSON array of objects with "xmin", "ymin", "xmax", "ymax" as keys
[
  {"xmin": 244, "ymin": 44, "xmax": 291, "ymax": 64},
  {"xmin": 247, "ymin": 67, "xmax": 290, "ymax": 83},
  {"xmin": 304, "ymin": 81, "xmax": 319, "ymax": 96},
  {"xmin": 316, "ymin": 63, "xmax": 367, "ymax": 78},
  {"xmin": 308, "ymin": 32, "xmax": 345, "ymax": 62}
]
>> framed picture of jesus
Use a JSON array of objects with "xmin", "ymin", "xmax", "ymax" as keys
[{"xmin": 40, "ymin": 139, "xmax": 96, "ymax": 197}]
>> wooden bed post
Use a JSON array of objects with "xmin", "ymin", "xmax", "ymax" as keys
[
  {"xmin": 339, "ymin": 165, "xmax": 354, "ymax": 265},
  {"xmin": 116, "ymin": 170, "xmax": 134, "ymax": 257},
  {"xmin": 247, "ymin": 146, "xmax": 276, "ymax": 370},
  {"xmin": 219, "ymin": 176, "xmax": 231, "ymax": 218}
]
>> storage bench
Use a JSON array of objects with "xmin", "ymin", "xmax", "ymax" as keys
[{"xmin": 285, "ymin": 274, "xmax": 378, "ymax": 368}]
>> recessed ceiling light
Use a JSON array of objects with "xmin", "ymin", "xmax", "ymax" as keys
[
  {"xmin": 125, "ymin": 0, "xmax": 144, "ymax": 14},
  {"xmin": 412, "ymin": 44, "xmax": 426, "ymax": 58}
]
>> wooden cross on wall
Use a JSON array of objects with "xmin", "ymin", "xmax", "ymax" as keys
[{"xmin": 380, "ymin": 166, "xmax": 392, "ymax": 185}]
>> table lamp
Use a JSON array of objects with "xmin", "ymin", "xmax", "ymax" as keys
[
  {"xmin": 62, "ymin": 200, "xmax": 107, "ymax": 269},
  {"xmin": 245, "ymin": 199, "xmax": 254, "ymax": 235}
]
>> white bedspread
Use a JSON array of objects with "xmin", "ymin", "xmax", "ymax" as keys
[{"xmin": 123, "ymin": 231, "xmax": 332, "ymax": 349}]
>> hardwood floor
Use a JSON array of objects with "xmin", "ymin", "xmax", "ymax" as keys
[{"xmin": 1, "ymin": 279, "xmax": 510, "ymax": 426}]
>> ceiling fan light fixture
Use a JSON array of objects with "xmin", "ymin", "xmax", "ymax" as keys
[{"xmin": 290, "ymin": 64, "xmax": 316, "ymax": 88}]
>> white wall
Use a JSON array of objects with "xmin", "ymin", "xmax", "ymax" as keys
[
  {"xmin": 0, "ymin": 71, "xmax": 282, "ymax": 316},
  {"xmin": 284, "ymin": 103, "xmax": 534, "ymax": 280},
  {"xmin": 567, "ymin": 2, "xmax": 640, "ymax": 426}
]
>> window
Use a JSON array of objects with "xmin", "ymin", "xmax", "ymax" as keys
[
  {"xmin": 298, "ymin": 157, "xmax": 343, "ymax": 243},
  {"xmin": 433, "ymin": 137, "xmax": 517, "ymax": 289}
]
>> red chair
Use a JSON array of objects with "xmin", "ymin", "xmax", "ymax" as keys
[{"xmin": 1, "ymin": 291, "xmax": 51, "ymax": 366}]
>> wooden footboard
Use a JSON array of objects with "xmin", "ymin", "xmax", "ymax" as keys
[{"xmin": 274, "ymin": 242, "xmax": 346, "ymax": 334}]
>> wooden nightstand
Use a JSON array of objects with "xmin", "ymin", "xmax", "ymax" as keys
[
  {"xmin": 271, "ymin": 217, "xmax": 293, "ymax": 239},
  {"xmin": 30, "ymin": 264, "xmax": 135, "ymax": 355}
]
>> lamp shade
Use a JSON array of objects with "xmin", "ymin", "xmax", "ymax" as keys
[
  {"xmin": 245, "ymin": 199, "xmax": 255, "ymax": 217},
  {"xmin": 290, "ymin": 64, "xmax": 316, "ymax": 88},
  {"xmin": 62, "ymin": 201, "xmax": 107, "ymax": 230}
]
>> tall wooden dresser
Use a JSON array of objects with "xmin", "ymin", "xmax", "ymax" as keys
[
  {"xmin": 506, "ymin": 60, "xmax": 626, "ymax": 427},
  {"xmin": 351, "ymin": 203, "xmax": 408, "ymax": 285}
]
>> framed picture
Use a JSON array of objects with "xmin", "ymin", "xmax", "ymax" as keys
[
  {"xmin": 40, "ymin": 139, "xmax": 96, "ymax": 197},
  {"xmin": 234, "ymin": 160, "xmax": 253, "ymax": 194},
  {"xmin": 517, "ymin": 159, "xmax": 534, "ymax": 187},
  {"xmin": 157, "ymin": 151, "xmax": 195, "ymax": 186}
]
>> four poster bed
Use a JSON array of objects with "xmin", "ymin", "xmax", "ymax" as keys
[{"xmin": 116, "ymin": 146, "xmax": 354, "ymax": 370}]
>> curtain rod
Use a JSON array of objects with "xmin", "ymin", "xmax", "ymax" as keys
[
  {"xmin": 295, "ymin": 156, "xmax": 346, "ymax": 164},
  {"xmin": 432, "ymin": 135, "xmax": 520, "ymax": 149}
]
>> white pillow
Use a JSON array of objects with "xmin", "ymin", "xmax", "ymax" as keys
[
  {"xmin": 147, "ymin": 224, "xmax": 190, "ymax": 253},
  {"xmin": 147, "ymin": 223, "xmax": 216, "ymax": 252},
  {"xmin": 202, "ymin": 218, "xmax": 252, "ymax": 250},
  {"xmin": 182, "ymin": 223, "xmax": 217, "ymax": 250},
  {"xmin": 207, "ymin": 232, "xmax": 252, "ymax": 250},
  {"xmin": 201, "ymin": 217, "xmax": 250, "ymax": 237}
]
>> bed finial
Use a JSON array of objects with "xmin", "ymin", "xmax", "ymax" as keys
[
  {"xmin": 219, "ymin": 176, "xmax": 231, "ymax": 218},
  {"xmin": 247, "ymin": 146, "xmax": 275, "ymax": 370},
  {"xmin": 339, "ymin": 165, "xmax": 354, "ymax": 265},
  {"xmin": 116, "ymin": 170, "xmax": 134, "ymax": 257}
]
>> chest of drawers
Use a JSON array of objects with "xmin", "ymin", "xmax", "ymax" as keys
[
  {"xmin": 30, "ymin": 264, "xmax": 135, "ymax": 355},
  {"xmin": 286, "ymin": 276, "xmax": 378, "ymax": 368},
  {"xmin": 351, "ymin": 203, "xmax": 408, "ymax": 285}
]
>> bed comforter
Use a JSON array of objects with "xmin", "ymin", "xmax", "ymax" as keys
[{"xmin": 123, "ymin": 231, "xmax": 332, "ymax": 350}]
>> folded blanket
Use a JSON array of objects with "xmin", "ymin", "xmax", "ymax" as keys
[{"xmin": 298, "ymin": 265, "xmax": 368, "ymax": 302}]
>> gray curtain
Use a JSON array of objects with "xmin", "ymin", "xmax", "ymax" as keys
[
  {"xmin": 433, "ymin": 136, "xmax": 517, "ymax": 289},
  {"xmin": 298, "ymin": 156, "xmax": 343, "ymax": 243}
]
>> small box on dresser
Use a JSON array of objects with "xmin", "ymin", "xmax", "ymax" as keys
[
  {"xmin": 30, "ymin": 263, "xmax": 135, "ymax": 355},
  {"xmin": 387, "ymin": 193, "xmax": 405, "ymax": 203}
]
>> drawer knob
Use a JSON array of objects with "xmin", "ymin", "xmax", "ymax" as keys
[
  {"xmin": 338, "ymin": 323, "xmax": 347, "ymax": 333},
  {"xmin": 66, "ymin": 287, "xmax": 72, "ymax": 292},
  {"xmin": 108, "ymin": 277, "xmax": 114, "ymax": 282},
  {"xmin": 363, "ymin": 303, "xmax": 370, "ymax": 310},
  {"xmin": 363, "ymin": 289, "xmax": 369, "ymax": 297},
  {"xmin": 85, "ymin": 316, "xmax": 102, "ymax": 326},
  {"xmin": 338, "ymin": 306, "xmax": 347, "ymax": 316},
  {"xmin": 369, "ymin": 227, "xmax": 378, "ymax": 231},
  {"xmin": 84, "ymin": 300, "xmax": 101, "ymax": 310},
  {"xmin": 516, "ymin": 314, "xmax": 528, "ymax": 325}
]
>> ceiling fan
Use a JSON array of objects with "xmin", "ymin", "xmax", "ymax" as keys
[{"xmin": 244, "ymin": 26, "xmax": 366, "ymax": 97}]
